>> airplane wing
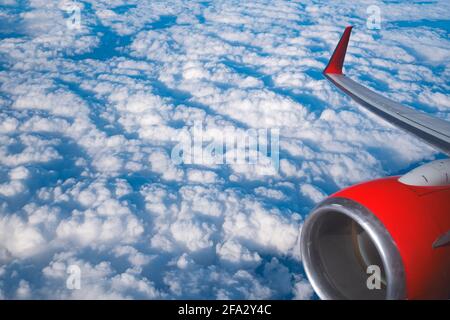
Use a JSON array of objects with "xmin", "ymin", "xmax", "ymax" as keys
[{"xmin": 323, "ymin": 26, "xmax": 450, "ymax": 156}]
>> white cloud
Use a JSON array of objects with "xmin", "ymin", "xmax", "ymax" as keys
[
  {"xmin": 0, "ymin": 214, "xmax": 46, "ymax": 258},
  {"xmin": 0, "ymin": 0, "xmax": 448, "ymax": 300},
  {"xmin": 55, "ymin": 207, "xmax": 144, "ymax": 248},
  {"xmin": 300, "ymin": 184, "xmax": 326, "ymax": 204},
  {"xmin": 187, "ymin": 169, "xmax": 219, "ymax": 184},
  {"xmin": 16, "ymin": 280, "xmax": 32, "ymax": 299},
  {"xmin": 216, "ymin": 239, "xmax": 262, "ymax": 268},
  {"xmin": 149, "ymin": 149, "xmax": 184, "ymax": 181}
]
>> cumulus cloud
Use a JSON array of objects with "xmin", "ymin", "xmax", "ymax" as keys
[
  {"xmin": 0, "ymin": 214, "xmax": 46, "ymax": 259},
  {"xmin": 0, "ymin": 0, "xmax": 448, "ymax": 300}
]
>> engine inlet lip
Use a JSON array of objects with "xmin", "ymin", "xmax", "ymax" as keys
[{"xmin": 300, "ymin": 197, "xmax": 407, "ymax": 300}]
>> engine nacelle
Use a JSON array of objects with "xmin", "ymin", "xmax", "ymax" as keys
[{"xmin": 301, "ymin": 172, "xmax": 450, "ymax": 299}]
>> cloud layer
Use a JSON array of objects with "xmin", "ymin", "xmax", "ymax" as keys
[{"xmin": 0, "ymin": 0, "xmax": 449, "ymax": 299}]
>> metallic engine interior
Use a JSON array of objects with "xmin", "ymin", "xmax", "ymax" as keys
[{"xmin": 301, "ymin": 198, "xmax": 406, "ymax": 300}]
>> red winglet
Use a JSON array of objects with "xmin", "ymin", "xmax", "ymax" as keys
[{"xmin": 323, "ymin": 26, "xmax": 353, "ymax": 75}]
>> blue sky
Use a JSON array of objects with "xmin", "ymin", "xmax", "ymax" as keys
[{"xmin": 0, "ymin": 0, "xmax": 449, "ymax": 299}]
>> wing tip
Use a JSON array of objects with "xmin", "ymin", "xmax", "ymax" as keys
[{"xmin": 323, "ymin": 26, "xmax": 353, "ymax": 75}]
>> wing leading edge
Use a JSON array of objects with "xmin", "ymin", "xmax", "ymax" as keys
[{"xmin": 323, "ymin": 26, "xmax": 450, "ymax": 155}]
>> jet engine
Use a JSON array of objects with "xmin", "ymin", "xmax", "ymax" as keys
[{"xmin": 301, "ymin": 160, "xmax": 450, "ymax": 299}]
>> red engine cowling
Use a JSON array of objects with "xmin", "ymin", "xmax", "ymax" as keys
[{"xmin": 301, "ymin": 176, "xmax": 450, "ymax": 300}]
